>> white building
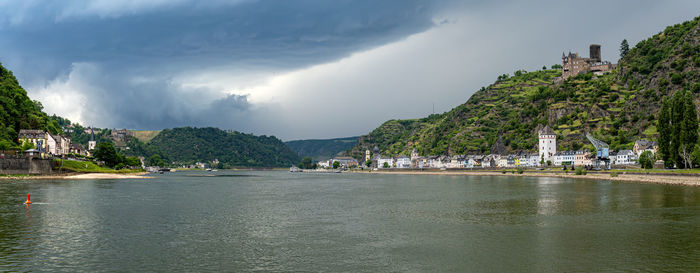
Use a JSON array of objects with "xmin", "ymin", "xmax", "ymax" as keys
[
  {"xmin": 538, "ymin": 125, "xmax": 556, "ymax": 164},
  {"xmin": 396, "ymin": 156, "xmax": 411, "ymax": 168},
  {"xmin": 377, "ymin": 156, "xmax": 394, "ymax": 168},
  {"xmin": 616, "ymin": 150, "xmax": 636, "ymax": 165},
  {"xmin": 317, "ymin": 160, "xmax": 330, "ymax": 168},
  {"xmin": 528, "ymin": 153, "xmax": 539, "ymax": 167}
]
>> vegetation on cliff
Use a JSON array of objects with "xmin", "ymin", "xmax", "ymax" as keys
[
  {"xmin": 350, "ymin": 16, "xmax": 700, "ymax": 159},
  {"xmin": 0, "ymin": 62, "xmax": 62, "ymax": 147}
]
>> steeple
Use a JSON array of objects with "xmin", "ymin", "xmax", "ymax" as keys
[{"xmin": 90, "ymin": 127, "xmax": 94, "ymax": 142}]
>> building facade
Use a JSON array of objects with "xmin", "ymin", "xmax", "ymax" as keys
[{"xmin": 538, "ymin": 125, "xmax": 556, "ymax": 164}]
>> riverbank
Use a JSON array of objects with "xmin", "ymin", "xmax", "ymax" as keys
[
  {"xmin": 355, "ymin": 169, "xmax": 700, "ymax": 186},
  {"xmin": 0, "ymin": 172, "xmax": 150, "ymax": 180}
]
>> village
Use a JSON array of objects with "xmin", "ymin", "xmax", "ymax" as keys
[{"xmin": 319, "ymin": 125, "xmax": 657, "ymax": 170}]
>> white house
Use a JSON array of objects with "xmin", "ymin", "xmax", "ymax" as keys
[
  {"xmin": 616, "ymin": 150, "xmax": 636, "ymax": 165},
  {"xmin": 498, "ymin": 156, "xmax": 508, "ymax": 168},
  {"xmin": 317, "ymin": 160, "xmax": 330, "ymax": 168},
  {"xmin": 396, "ymin": 155, "xmax": 411, "ymax": 168},
  {"xmin": 377, "ymin": 156, "xmax": 394, "ymax": 168},
  {"xmin": 538, "ymin": 125, "xmax": 557, "ymax": 163},
  {"xmin": 633, "ymin": 140, "xmax": 658, "ymax": 156}
]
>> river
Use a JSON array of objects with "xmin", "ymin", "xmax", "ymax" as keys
[{"xmin": 1, "ymin": 171, "xmax": 699, "ymax": 272}]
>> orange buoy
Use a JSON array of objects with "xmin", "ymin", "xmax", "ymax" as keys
[{"xmin": 24, "ymin": 193, "xmax": 31, "ymax": 204}]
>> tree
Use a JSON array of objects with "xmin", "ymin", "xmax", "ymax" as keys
[
  {"xmin": 658, "ymin": 90, "xmax": 698, "ymax": 168},
  {"xmin": 382, "ymin": 162, "xmax": 389, "ymax": 168},
  {"xmin": 658, "ymin": 97, "xmax": 672, "ymax": 166},
  {"xmin": 93, "ymin": 142, "xmax": 123, "ymax": 168},
  {"xmin": 682, "ymin": 91, "xmax": 698, "ymax": 149},
  {"xmin": 638, "ymin": 151, "xmax": 654, "ymax": 169},
  {"xmin": 125, "ymin": 156, "xmax": 141, "ymax": 167},
  {"xmin": 542, "ymin": 65, "xmax": 547, "ymax": 70},
  {"xmin": 333, "ymin": 161, "xmax": 340, "ymax": 169},
  {"xmin": 20, "ymin": 141, "xmax": 35, "ymax": 152},
  {"xmin": 365, "ymin": 160, "xmax": 372, "ymax": 167},
  {"xmin": 148, "ymin": 154, "xmax": 165, "ymax": 167},
  {"xmin": 620, "ymin": 39, "xmax": 629, "ymax": 58},
  {"xmin": 298, "ymin": 156, "xmax": 314, "ymax": 169},
  {"xmin": 679, "ymin": 144, "xmax": 694, "ymax": 169}
]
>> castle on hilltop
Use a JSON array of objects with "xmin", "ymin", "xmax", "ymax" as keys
[{"xmin": 555, "ymin": 44, "xmax": 614, "ymax": 82}]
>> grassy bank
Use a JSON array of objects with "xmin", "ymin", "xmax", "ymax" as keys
[{"xmin": 55, "ymin": 159, "xmax": 143, "ymax": 174}]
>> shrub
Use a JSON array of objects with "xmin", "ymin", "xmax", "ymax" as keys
[
  {"xmin": 610, "ymin": 171, "xmax": 618, "ymax": 177},
  {"xmin": 671, "ymin": 73, "xmax": 683, "ymax": 84},
  {"xmin": 516, "ymin": 167, "xmax": 524, "ymax": 174},
  {"xmin": 575, "ymin": 166, "xmax": 587, "ymax": 175},
  {"xmin": 638, "ymin": 151, "xmax": 654, "ymax": 169},
  {"xmin": 502, "ymin": 170, "xmax": 506, "ymax": 174}
]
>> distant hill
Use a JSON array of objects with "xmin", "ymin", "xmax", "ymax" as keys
[
  {"xmin": 350, "ymin": 16, "xmax": 700, "ymax": 159},
  {"xmin": 126, "ymin": 127, "xmax": 300, "ymax": 167},
  {"xmin": 0, "ymin": 62, "xmax": 63, "ymax": 146},
  {"xmin": 285, "ymin": 136, "xmax": 359, "ymax": 161}
]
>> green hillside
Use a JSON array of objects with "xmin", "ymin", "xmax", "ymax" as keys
[
  {"xmin": 350, "ymin": 16, "xmax": 700, "ymax": 159},
  {"xmin": 126, "ymin": 127, "xmax": 300, "ymax": 168},
  {"xmin": 285, "ymin": 136, "xmax": 359, "ymax": 161},
  {"xmin": 0, "ymin": 62, "xmax": 62, "ymax": 147}
]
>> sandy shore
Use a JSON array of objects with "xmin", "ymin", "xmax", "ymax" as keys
[
  {"xmin": 359, "ymin": 170, "xmax": 700, "ymax": 186},
  {"xmin": 1, "ymin": 172, "xmax": 151, "ymax": 180}
]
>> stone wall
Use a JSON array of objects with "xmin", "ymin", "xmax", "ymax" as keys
[{"xmin": 0, "ymin": 158, "xmax": 54, "ymax": 174}]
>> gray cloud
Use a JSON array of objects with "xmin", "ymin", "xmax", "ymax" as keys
[{"xmin": 1, "ymin": 0, "xmax": 699, "ymax": 140}]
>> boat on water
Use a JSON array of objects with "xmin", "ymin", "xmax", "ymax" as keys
[{"xmin": 289, "ymin": 166, "xmax": 302, "ymax": 172}]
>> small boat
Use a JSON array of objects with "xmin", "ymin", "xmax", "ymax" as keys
[
  {"xmin": 289, "ymin": 166, "xmax": 302, "ymax": 172},
  {"xmin": 206, "ymin": 168, "xmax": 212, "ymax": 172}
]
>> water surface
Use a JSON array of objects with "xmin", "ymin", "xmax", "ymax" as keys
[{"xmin": 1, "ymin": 171, "xmax": 699, "ymax": 272}]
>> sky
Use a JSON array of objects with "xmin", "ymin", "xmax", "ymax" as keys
[{"xmin": 0, "ymin": 0, "xmax": 698, "ymax": 140}]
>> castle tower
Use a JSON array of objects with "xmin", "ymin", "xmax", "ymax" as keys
[
  {"xmin": 538, "ymin": 125, "xmax": 556, "ymax": 165},
  {"xmin": 589, "ymin": 44, "xmax": 601, "ymax": 62},
  {"xmin": 365, "ymin": 149, "xmax": 371, "ymax": 162}
]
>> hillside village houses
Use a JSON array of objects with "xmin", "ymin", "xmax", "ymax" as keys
[
  {"xmin": 18, "ymin": 129, "xmax": 77, "ymax": 158},
  {"xmin": 354, "ymin": 122, "xmax": 656, "ymax": 170}
]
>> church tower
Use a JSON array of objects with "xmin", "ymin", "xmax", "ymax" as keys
[{"xmin": 88, "ymin": 127, "xmax": 97, "ymax": 150}]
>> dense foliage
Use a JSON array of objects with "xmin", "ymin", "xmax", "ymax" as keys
[
  {"xmin": 128, "ymin": 127, "xmax": 300, "ymax": 167},
  {"xmin": 0, "ymin": 62, "xmax": 62, "ymax": 145},
  {"xmin": 285, "ymin": 136, "xmax": 359, "ymax": 161},
  {"xmin": 657, "ymin": 90, "xmax": 698, "ymax": 168},
  {"xmin": 351, "ymin": 16, "xmax": 700, "ymax": 159},
  {"xmin": 93, "ymin": 142, "xmax": 141, "ymax": 169}
]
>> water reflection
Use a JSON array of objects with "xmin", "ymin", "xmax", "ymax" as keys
[{"xmin": 0, "ymin": 172, "xmax": 699, "ymax": 272}]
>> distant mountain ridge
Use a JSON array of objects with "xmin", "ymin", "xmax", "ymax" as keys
[
  {"xmin": 285, "ymin": 136, "xmax": 359, "ymax": 161},
  {"xmin": 350, "ymin": 16, "xmax": 700, "ymax": 159},
  {"xmin": 126, "ymin": 127, "xmax": 300, "ymax": 167}
]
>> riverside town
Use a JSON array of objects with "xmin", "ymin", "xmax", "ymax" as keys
[{"xmin": 1, "ymin": 4, "xmax": 699, "ymax": 272}]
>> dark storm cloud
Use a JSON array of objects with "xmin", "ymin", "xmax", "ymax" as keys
[
  {"xmin": 1, "ymin": 0, "xmax": 440, "ymax": 82},
  {"xmin": 0, "ymin": 0, "xmax": 446, "ymax": 134}
]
